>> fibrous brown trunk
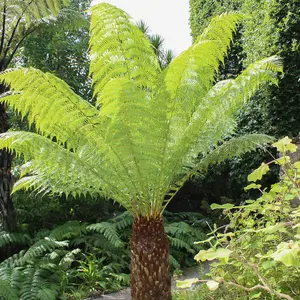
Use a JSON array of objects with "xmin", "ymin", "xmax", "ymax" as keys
[
  {"xmin": 0, "ymin": 85, "xmax": 15, "ymax": 236},
  {"xmin": 130, "ymin": 216, "xmax": 171, "ymax": 300}
]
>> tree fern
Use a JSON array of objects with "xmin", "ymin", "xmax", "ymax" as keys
[{"xmin": 0, "ymin": 3, "xmax": 282, "ymax": 217}]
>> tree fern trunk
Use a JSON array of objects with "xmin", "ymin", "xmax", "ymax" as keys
[
  {"xmin": 130, "ymin": 216, "xmax": 171, "ymax": 300},
  {"xmin": 0, "ymin": 85, "xmax": 15, "ymax": 237}
]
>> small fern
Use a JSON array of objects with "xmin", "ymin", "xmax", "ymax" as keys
[{"xmin": 0, "ymin": 279, "xmax": 18, "ymax": 300}]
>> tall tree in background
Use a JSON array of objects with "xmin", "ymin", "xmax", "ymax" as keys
[
  {"xmin": 189, "ymin": 0, "xmax": 300, "ymax": 137},
  {"xmin": 0, "ymin": 3, "xmax": 282, "ymax": 299},
  {"xmin": 137, "ymin": 20, "xmax": 175, "ymax": 69},
  {"xmin": 0, "ymin": 0, "xmax": 69, "ymax": 235},
  {"xmin": 22, "ymin": 0, "xmax": 90, "ymax": 98}
]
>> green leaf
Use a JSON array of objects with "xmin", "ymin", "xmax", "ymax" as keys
[
  {"xmin": 244, "ymin": 183, "xmax": 261, "ymax": 191},
  {"xmin": 250, "ymin": 292, "xmax": 262, "ymax": 299},
  {"xmin": 210, "ymin": 203, "xmax": 235, "ymax": 210},
  {"xmin": 195, "ymin": 248, "xmax": 232, "ymax": 263},
  {"xmin": 247, "ymin": 163, "xmax": 270, "ymax": 182},
  {"xmin": 272, "ymin": 242, "xmax": 300, "ymax": 267},
  {"xmin": 273, "ymin": 136, "xmax": 297, "ymax": 153},
  {"xmin": 176, "ymin": 278, "xmax": 199, "ymax": 289},
  {"xmin": 206, "ymin": 280, "xmax": 219, "ymax": 291},
  {"xmin": 275, "ymin": 156, "xmax": 291, "ymax": 165}
]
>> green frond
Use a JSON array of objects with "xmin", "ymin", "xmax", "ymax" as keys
[
  {"xmin": 110, "ymin": 211, "xmax": 133, "ymax": 231},
  {"xmin": 0, "ymin": 68, "xmax": 99, "ymax": 149},
  {"xmin": 48, "ymin": 221, "xmax": 87, "ymax": 241},
  {"xmin": 196, "ymin": 134, "xmax": 275, "ymax": 172},
  {"xmin": 150, "ymin": 13, "xmax": 243, "ymax": 207},
  {"xmin": 89, "ymin": 3, "xmax": 160, "ymax": 99},
  {"xmin": 0, "ymin": 280, "xmax": 18, "ymax": 300},
  {"xmin": 169, "ymin": 254, "xmax": 181, "ymax": 269},
  {"xmin": 0, "ymin": 231, "xmax": 31, "ymax": 248},
  {"xmin": 54, "ymin": 8, "xmax": 88, "ymax": 30},
  {"xmin": 168, "ymin": 236, "xmax": 192, "ymax": 251},
  {"xmin": 177, "ymin": 56, "xmax": 283, "ymax": 171},
  {"xmin": 87, "ymin": 222, "xmax": 123, "ymax": 248},
  {"xmin": 3, "ymin": 0, "xmax": 68, "ymax": 33}
]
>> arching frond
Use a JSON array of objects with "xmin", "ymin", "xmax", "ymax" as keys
[
  {"xmin": 195, "ymin": 134, "xmax": 275, "ymax": 172},
  {"xmin": 89, "ymin": 3, "xmax": 160, "ymax": 100},
  {"xmin": 176, "ymin": 56, "xmax": 283, "ymax": 173},
  {"xmin": 0, "ymin": 279, "xmax": 18, "ymax": 300},
  {"xmin": 0, "ymin": 68, "xmax": 99, "ymax": 150}
]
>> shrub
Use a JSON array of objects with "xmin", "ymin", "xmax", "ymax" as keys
[{"xmin": 179, "ymin": 137, "xmax": 300, "ymax": 300}]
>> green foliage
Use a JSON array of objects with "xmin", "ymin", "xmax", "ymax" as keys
[
  {"xmin": 188, "ymin": 0, "xmax": 300, "ymax": 210},
  {"xmin": 184, "ymin": 137, "xmax": 300, "ymax": 299},
  {"xmin": 0, "ymin": 4, "xmax": 282, "ymax": 218},
  {"xmin": 0, "ymin": 0, "xmax": 69, "ymax": 70},
  {"xmin": 0, "ymin": 218, "xmax": 130, "ymax": 299},
  {"xmin": 0, "ymin": 211, "xmax": 210, "ymax": 298},
  {"xmin": 22, "ymin": 0, "xmax": 91, "ymax": 98},
  {"xmin": 0, "ymin": 279, "xmax": 18, "ymax": 300}
]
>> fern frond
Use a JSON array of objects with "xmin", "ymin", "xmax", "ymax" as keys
[
  {"xmin": 0, "ymin": 68, "xmax": 98, "ymax": 150},
  {"xmin": 168, "ymin": 236, "xmax": 192, "ymax": 251},
  {"xmin": 89, "ymin": 3, "xmax": 160, "ymax": 99},
  {"xmin": 169, "ymin": 56, "xmax": 283, "ymax": 189},
  {"xmin": 87, "ymin": 222, "xmax": 123, "ymax": 248},
  {"xmin": 0, "ymin": 231, "xmax": 31, "ymax": 248},
  {"xmin": 110, "ymin": 211, "xmax": 133, "ymax": 231},
  {"xmin": 195, "ymin": 134, "xmax": 275, "ymax": 172},
  {"xmin": 0, "ymin": 280, "xmax": 18, "ymax": 300},
  {"xmin": 49, "ymin": 221, "xmax": 87, "ymax": 241},
  {"xmin": 169, "ymin": 254, "xmax": 180, "ymax": 269}
]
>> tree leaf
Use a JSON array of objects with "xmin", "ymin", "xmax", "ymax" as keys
[
  {"xmin": 247, "ymin": 163, "xmax": 270, "ymax": 182},
  {"xmin": 273, "ymin": 136, "xmax": 297, "ymax": 153},
  {"xmin": 210, "ymin": 203, "xmax": 235, "ymax": 210},
  {"xmin": 176, "ymin": 278, "xmax": 199, "ymax": 289},
  {"xmin": 195, "ymin": 248, "xmax": 232, "ymax": 263},
  {"xmin": 244, "ymin": 183, "xmax": 261, "ymax": 191},
  {"xmin": 272, "ymin": 242, "xmax": 300, "ymax": 267}
]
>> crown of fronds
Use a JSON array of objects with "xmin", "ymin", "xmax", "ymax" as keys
[{"xmin": 0, "ymin": 3, "xmax": 283, "ymax": 217}]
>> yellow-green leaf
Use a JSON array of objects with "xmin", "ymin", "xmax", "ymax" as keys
[
  {"xmin": 210, "ymin": 203, "xmax": 235, "ymax": 210},
  {"xmin": 273, "ymin": 136, "xmax": 297, "ymax": 153},
  {"xmin": 176, "ymin": 278, "xmax": 199, "ymax": 289},
  {"xmin": 247, "ymin": 163, "xmax": 270, "ymax": 182},
  {"xmin": 275, "ymin": 156, "xmax": 291, "ymax": 165},
  {"xmin": 244, "ymin": 183, "xmax": 261, "ymax": 191},
  {"xmin": 195, "ymin": 248, "xmax": 232, "ymax": 263}
]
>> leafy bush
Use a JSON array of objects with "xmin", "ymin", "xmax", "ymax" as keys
[
  {"xmin": 179, "ymin": 137, "xmax": 300, "ymax": 299},
  {"xmin": 0, "ymin": 211, "xmax": 209, "ymax": 299}
]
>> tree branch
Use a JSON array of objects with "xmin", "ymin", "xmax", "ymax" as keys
[
  {"xmin": 2, "ymin": 0, "xmax": 35, "ymax": 63},
  {"xmin": 4, "ymin": 27, "xmax": 36, "ymax": 68},
  {"xmin": 0, "ymin": 0, "xmax": 6, "ymax": 56}
]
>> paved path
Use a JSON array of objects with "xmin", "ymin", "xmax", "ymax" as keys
[{"xmin": 86, "ymin": 263, "xmax": 210, "ymax": 300}]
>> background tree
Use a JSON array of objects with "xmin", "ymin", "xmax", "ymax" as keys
[
  {"xmin": 0, "ymin": 4, "xmax": 282, "ymax": 300},
  {"xmin": 186, "ymin": 0, "xmax": 300, "ymax": 209},
  {"xmin": 137, "ymin": 20, "xmax": 175, "ymax": 69},
  {"xmin": 0, "ymin": 0, "xmax": 69, "ymax": 237}
]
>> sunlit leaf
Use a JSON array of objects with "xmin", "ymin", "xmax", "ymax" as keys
[
  {"xmin": 176, "ymin": 278, "xmax": 199, "ymax": 289},
  {"xmin": 247, "ymin": 163, "xmax": 270, "ymax": 182}
]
